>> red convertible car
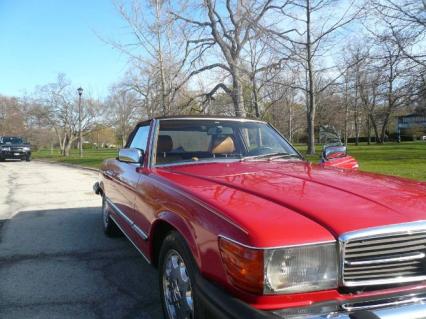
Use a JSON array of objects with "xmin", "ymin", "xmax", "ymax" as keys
[{"xmin": 94, "ymin": 116, "xmax": 426, "ymax": 319}]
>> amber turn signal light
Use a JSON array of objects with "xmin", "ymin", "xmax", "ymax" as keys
[{"xmin": 218, "ymin": 237, "xmax": 264, "ymax": 294}]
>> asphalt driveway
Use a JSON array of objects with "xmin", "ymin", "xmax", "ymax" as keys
[{"xmin": 0, "ymin": 161, "xmax": 163, "ymax": 319}]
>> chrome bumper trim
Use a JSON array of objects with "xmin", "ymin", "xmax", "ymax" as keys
[{"xmin": 273, "ymin": 294, "xmax": 426, "ymax": 319}]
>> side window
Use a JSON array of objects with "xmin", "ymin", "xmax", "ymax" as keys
[{"xmin": 129, "ymin": 125, "xmax": 150, "ymax": 152}]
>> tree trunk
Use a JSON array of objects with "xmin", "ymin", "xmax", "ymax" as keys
[
  {"xmin": 64, "ymin": 136, "xmax": 77, "ymax": 157},
  {"xmin": 367, "ymin": 115, "xmax": 371, "ymax": 145},
  {"xmin": 354, "ymin": 80, "xmax": 360, "ymax": 146},
  {"xmin": 344, "ymin": 72, "xmax": 350, "ymax": 146},
  {"xmin": 122, "ymin": 134, "xmax": 126, "ymax": 147},
  {"xmin": 251, "ymin": 76, "xmax": 260, "ymax": 118},
  {"xmin": 344, "ymin": 104, "xmax": 349, "ymax": 146},
  {"xmin": 306, "ymin": 0, "xmax": 316, "ymax": 155},
  {"xmin": 380, "ymin": 113, "xmax": 391, "ymax": 144},
  {"xmin": 369, "ymin": 113, "xmax": 380, "ymax": 143},
  {"xmin": 64, "ymin": 139, "xmax": 72, "ymax": 157},
  {"xmin": 61, "ymin": 133, "xmax": 68, "ymax": 156},
  {"xmin": 53, "ymin": 127, "xmax": 65, "ymax": 155},
  {"xmin": 288, "ymin": 102, "xmax": 293, "ymax": 143},
  {"xmin": 354, "ymin": 109, "xmax": 359, "ymax": 145},
  {"xmin": 232, "ymin": 67, "xmax": 246, "ymax": 117},
  {"xmin": 155, "ymin": 0, "xmax": 167, "ymax": 116},
  {"xmin": 306, "ymin": 104, "xmax": 315, "ymax": 154}
]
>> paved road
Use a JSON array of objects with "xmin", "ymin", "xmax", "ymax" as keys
[{"xmin": 0, "ymin": 161, "xmax": 163, "ymax": 319}]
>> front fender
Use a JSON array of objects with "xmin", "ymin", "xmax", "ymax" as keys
[
  {"xmin": 320, "ymin": 155, "xmax": 359, "ymax": 170},
  {"xmin": 150, "ymin": 210, "xmax": 201, "ymax": 268}
]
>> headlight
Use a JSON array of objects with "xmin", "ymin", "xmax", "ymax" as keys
[
  {"xmin": 264, "ymin": 243, "xmax": 338, "ymax": 294},
  {"xmin": 219, "ymin": 237, "xmax": 338, "ymax": 295},
  {"xmin": 1, "ymin": 146, "xmax": 10, "ymax": 151},
  {"xmin": 22, "ymin": 146, "xmax": 30, "ymax": 151}
]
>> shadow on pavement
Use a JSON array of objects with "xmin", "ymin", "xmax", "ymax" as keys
[{"xmin": 0, "ymin": 207, "xmax": 163, "ymax": 319}]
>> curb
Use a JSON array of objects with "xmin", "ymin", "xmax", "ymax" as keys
[{"xmin": 33, "ymin": 159, "xmax": 100, "ymax": 173}]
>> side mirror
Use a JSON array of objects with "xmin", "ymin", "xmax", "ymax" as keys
[
  {"xmin": 320, "ymin": 145, "xmax": 359, "ymax": 170},
  {"xmin": 322, "ymin": 145, "xmax": 347, "ymax": 161},
  {"xmin": 118, "ymin": 148, "xmax": 144, "ymax": 164}
]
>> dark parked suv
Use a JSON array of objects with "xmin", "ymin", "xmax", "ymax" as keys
[{"xmin": 0, "ymin": 136, "xmax": 31, "ymax": 161}]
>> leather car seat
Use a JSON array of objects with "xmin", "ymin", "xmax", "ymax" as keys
[{"xmin": 211, "ymin": 136, "xmax": 235, "ymax": 154}]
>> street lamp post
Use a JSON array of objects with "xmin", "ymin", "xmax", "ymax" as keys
[{"xmin": 77, "ymin": 87, "xmax": 83, "ymax": 158}]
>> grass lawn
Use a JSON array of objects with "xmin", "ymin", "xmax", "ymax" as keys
[
  {"xmin": 33, "ymin": 148, "xmax": 118, "ymax": 169},
  {"xmin": 295, "ymin": 142, "xmax": 426, "ymax": 181},
  {"xmin": 33, "ymin": 142, "xmax": 426, "ymax": 181}
]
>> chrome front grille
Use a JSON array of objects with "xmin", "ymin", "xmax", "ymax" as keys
[{"xmin": 340, "ymin": 222, "xmax": 426, "ymax": 287}]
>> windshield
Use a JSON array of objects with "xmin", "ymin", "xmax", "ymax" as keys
[
  {"xmin": 155, "ymin": 119, "xmax": 300, "ymax": 165},
  {"xmin": 319, "ymin": 125, "xmax": 343, "ymax": 147},
  {"xmin": 0, "ymin": 137, "xmax": 24, "ymax": 145}
]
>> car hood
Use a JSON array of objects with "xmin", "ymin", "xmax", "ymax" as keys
[{"xmin": 156, "ymin": 160, "xmax": 426, "ymax": 244}]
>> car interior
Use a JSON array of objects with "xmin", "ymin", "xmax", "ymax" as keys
[{"xmin": 156, "ymin": 133, "xmax": 240, "ymax": 165}]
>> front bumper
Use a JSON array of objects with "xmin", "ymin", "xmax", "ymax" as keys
[
  {"xmin": 0, "ymin": 150, "xmax": 30, "ymax": 159},
  {"xmin": 195, "ymin": 275, "xmax": 426, "ymax": 319}
]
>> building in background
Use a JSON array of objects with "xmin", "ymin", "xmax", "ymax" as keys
[{"xmin": 397, "ymin": 113, "xmax": 426, "ymax": 140}]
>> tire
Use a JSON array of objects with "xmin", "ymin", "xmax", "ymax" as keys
[
  {"xmin": 159, "ymin": 231, "xmax": 206, "ymax": 319},
  {"xmin": 25, "ymin": 155, "xmax": 31, "ymax": 162},
  {"xmin": 101, "ymin": 196, "xmax": 122, "ymax": 237}
]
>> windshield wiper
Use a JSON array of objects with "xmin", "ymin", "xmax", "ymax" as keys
[
  {"xmin": 242, "ymin": 152, "xmax": 300, "ymax": 161},
  {"xmin": 268, "ymin": 153, "xmax": 301, "ymax": 160}
]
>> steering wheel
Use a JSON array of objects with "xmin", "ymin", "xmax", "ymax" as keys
[{"xmin": 247, "ymin": 146, "xmax": 274, "ymax": 156}]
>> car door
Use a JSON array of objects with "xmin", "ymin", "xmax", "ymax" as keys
[{"xmin": 112, "ymin": 122, "xmax": 152, "ymax": 226}]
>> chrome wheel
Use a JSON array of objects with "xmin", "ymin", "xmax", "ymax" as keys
[{"xmin": 162, "ymin": 249, "xmax": 194, "ymax": 319}]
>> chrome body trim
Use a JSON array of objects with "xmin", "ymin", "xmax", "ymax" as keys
[
  {"xmin": 218, "ymin": 234, "xmax": 336, "ymax": 250},
  {"xmin": 148, "ymin": 119, "xmax": 159, "ymax": 168},
  {"xmin": 340, "ymin": 221, "xmax": 426, "ymax": 242},
  {"xmin": 105, "ymin": 197, "xmax": 148, "ymax": 240},
  {"xmin": 109, "ymin": 215, "xmax": 151, "ymax": 264},
  {"xmin": 159, "ymin": 117, "xmax": 265, "ymax": 123},
  {"xmin": 132, "ymin": 223, "xmax": 149, "ymax": 241},
  {"xmin": 118, "ymin": 148, "xmax": 143, "ymax": 164},
  {"xmin": 345, "ymin": 252, "xmax": 426, "ymax": 266},
  {"xmin": 344, "ymin": 276, "xmax": 426, "ymax": 287},
  {"xmin": 339, "ymin": 221, "xmax": 426, "ymax": 287}
]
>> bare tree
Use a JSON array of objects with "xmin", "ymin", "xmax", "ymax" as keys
[
  {"xmin": 109, "ymin": 0, "xmax": 194, "ymax": 116},
  {"xmin": 172, "ymin": 0, "xmax": 290, "ymax": 117},
  {"xmin": 267, "ymin": 0, "xmax": 364, "ymax": 153},
  {"xmin": 0, "ymin": 96, "xmax": 26, "ymax": 136},
  {"xmin": 106, "ymin": 84, "xmax": 141, "ymax": 146},
  {"xmin": 36, "ymin": 74, "xmax": 101, "ymax": 156},
  {"xmin": 371, "ymin": 0, "xmax": 426, "ymax": 67}
]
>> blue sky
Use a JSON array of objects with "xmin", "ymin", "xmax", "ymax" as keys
[{"xmin": 0, "ymin": 0, "xmax": 131, "ymax": 98}]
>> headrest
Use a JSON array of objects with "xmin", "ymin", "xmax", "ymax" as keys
[
  {"xmin": 157, "ymin": 135, "xmax": 173, "ymax": 153},
  {"xmin": 211, "ymin": 136, "xmax": 235, "ymax": 154}
]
